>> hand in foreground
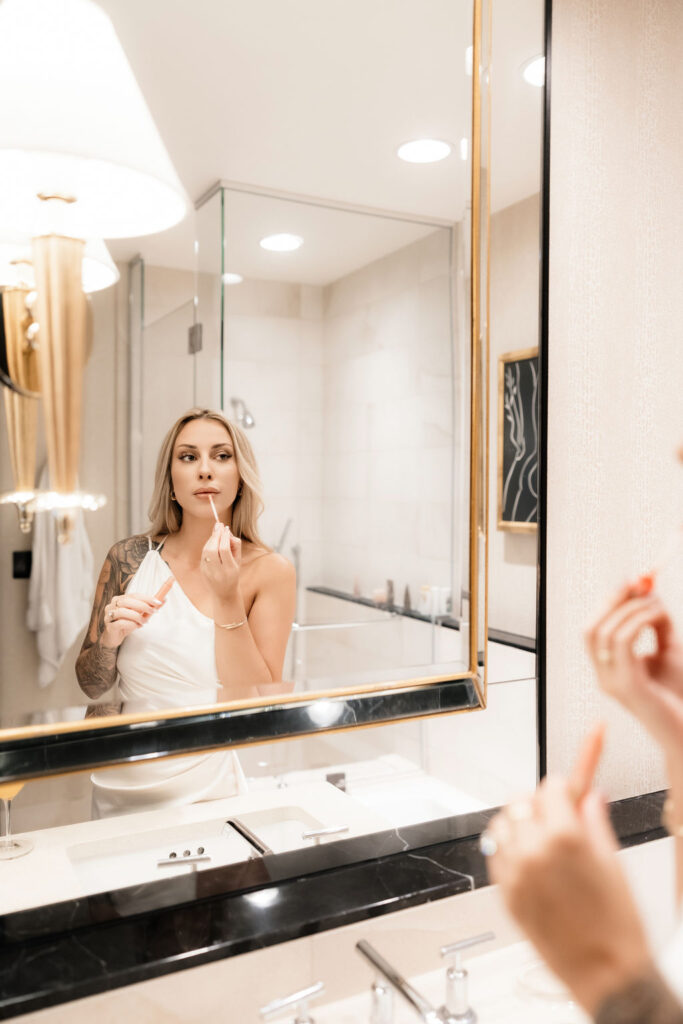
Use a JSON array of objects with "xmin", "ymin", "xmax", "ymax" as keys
[
  {"xmin": 485, "ymin": 726, "xmax": 652, "ymax": 1016},
  {"xmin": 200, "ymin": 522, "xmax": 242, "ymax": 602},
  {"xmin": 100, "ymin": 576, "xmax": 174, "ymax": 650},
  {"xmin": 585, "ymin": 582, "xmax": 683, "ymax": 760}
]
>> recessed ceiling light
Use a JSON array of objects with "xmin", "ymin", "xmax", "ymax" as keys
[
  {"xmin": 222, "ymin": 272, "xmax": 243, "ymax": 285},
  {"xmin": 522, "ymin": 55, "xmax": 545, "ymax": 87},
  {"xmin": 397, "ymin": 139, "xmax": 452, "ymax": 164},
  {"xmin": 259, "ymin": 233, "xmax": 303, "ymax": 252}
]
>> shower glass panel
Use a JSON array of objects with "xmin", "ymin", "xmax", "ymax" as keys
[
  {"xmin": 199, "ymin": 185, "xmax": 470, "ymax": 692},
  {"xmin": 128, "ymin": 257, "xmax": 197, "ymax": 534}
]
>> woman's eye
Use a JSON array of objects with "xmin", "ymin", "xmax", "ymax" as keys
[
  {"xmin": 216, "ymin": 451, "xmax": 232, "ymax": 461},
  {"xmin": 179, "ymin": 453, "xmax": 195, "ymax": 462}
]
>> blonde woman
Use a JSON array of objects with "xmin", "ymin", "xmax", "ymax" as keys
[{"xmin": 76, "ymin": 408, "xmax": 296, "ymax": 817}]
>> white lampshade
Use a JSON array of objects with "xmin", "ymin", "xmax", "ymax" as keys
[
  {"xmin": 0, "ymin": 0, "xmax": 188, "ymax": 240},
  {"xmin": 0, "ymin": 237, "xmax": 119, "ymax": 293}
]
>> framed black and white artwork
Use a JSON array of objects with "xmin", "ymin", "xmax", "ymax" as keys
[{"xmin": 497, "ymin": 347, "xmax": 539, "ymax": 532}]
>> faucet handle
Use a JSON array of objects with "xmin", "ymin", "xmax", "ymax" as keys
[
  {"xmin": 439, "ymin": 931, "xmax": 495, "ymax": 1023},
  {"xmin": 259, "ymin": 981, "xmax": 325, "ymax": 1024},
  {"xmin": 301, "ymin": 824, "xmax": 349, "ymax": 844}
]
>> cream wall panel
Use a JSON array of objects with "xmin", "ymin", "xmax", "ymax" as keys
[
  {"xmin": 488, "ymin": 194, "xmax": 540, "ymax": 638},
  {"xmin": 547, "ymin": 0, "xmax": 683, "ymax": 794}
]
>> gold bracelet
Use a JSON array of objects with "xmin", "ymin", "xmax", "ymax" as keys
[
  {"xmin": 662, "ymin": 797, "xmax": 683, "ymax": 837},
  {"xmin": 216, "ymin": 618, "xmax": 247, "ymax": 631}
]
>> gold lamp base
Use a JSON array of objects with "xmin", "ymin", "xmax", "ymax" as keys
[{"xmin": 31, "ymin": 234, "xmax": 87, "ymax": 543}]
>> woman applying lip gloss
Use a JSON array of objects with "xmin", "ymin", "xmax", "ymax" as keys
[{"xmin": 75, "ymin": 408, "xmax": 296, "ymax": 817}]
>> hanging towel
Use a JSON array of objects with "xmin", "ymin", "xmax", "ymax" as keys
[{"xmin": 26, "ymin": 465, "xmax": 95, "ymax": 687}]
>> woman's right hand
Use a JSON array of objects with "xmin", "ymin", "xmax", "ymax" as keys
[
  {"xmin": 100, "ymin": 577, "xmax": 174, "ymax": 650},
  {"xmin": 585, "ymin": 582, "xmax": 683, "ymax": 760}
]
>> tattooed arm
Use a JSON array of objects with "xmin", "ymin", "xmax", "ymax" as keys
[{"xmin": 75, "ymin": 535, "xmax": 151, "ymax": 700}]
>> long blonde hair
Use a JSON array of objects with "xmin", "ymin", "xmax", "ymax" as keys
[{"xmin": 147, "ymin": 408, "xmax": 267, "ymax": 547}]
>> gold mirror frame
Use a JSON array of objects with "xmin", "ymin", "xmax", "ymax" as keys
[{"xmin": 0, "ymin": 0, "xmax": 491, "ymax": 781}]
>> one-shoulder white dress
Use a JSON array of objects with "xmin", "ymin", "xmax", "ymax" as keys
[{"xmin": 90, "ymin": 539, "xmax": 246, "ymax": 818}]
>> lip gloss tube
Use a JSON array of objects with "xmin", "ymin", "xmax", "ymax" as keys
[{"xmin": 208, "ymin": 495, "xmax": 220, "ymax": 524}]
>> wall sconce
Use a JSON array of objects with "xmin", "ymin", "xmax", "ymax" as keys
[{"xmin": 0, "ymin": 0, "xmax": 188, "ymax": 541}]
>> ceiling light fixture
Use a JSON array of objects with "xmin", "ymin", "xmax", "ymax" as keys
[
  {"xmin": 222, "ymin": 272, "xmax": 243, "ymax": 285},
  {"xmin": 522, "ymin": 55, "xmax": 545, "ymax": 87},
  {"xmin": 259, "ymin": 233, "xmax": 303, "ymax": 253},
  {"xmin": 397, "ymin": 139, "xmax": 452, "ymax": 164}
]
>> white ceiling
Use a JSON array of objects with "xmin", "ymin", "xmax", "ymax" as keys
[
  {"xmin": 208, "ymin": 188, "xmax": 443, "ymax": 285},
  {"xmin": 102, "ymin": 0, "xmax": 544, "ymax": 275}
]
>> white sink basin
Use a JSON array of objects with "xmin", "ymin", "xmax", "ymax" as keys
[
  {"xmin": 233, "ymin": 805, "xmax": 326, "ymax": 853},
  {"xmin": 346, "ymin": 773, "xmax": 487, "ymax": 827},
  {"xmin": 315, "ymin": 941, "xmax": 589, "ymax": 1024},
  {"xmin": 0, "ymin": 780, "xmax": 391, "ymax": 914},
  {"xmin": 67, "ymin": 816, "xmax": 254, "ymax": 890}
]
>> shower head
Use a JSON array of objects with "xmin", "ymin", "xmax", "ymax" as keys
[{"xmin": 230, "ymin": 397, "xmax": 256, "ymax": 429}]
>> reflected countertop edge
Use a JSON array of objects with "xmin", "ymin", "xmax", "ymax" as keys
[{"xmin": 0, "ymin": 790, "xmax": 668, "ymax": 1021}]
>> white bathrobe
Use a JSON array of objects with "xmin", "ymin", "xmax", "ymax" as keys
[{"xmin": 26, "ymin": 467, "xmax": 95, "ymax": 687}]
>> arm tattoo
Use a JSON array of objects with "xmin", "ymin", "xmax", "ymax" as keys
[
  {"xmin": 84, "ymin": 702, "xmax": 123, "ymax": 719},
  {"xmin": 596, "ymin": 968, "xmax": 683, "ymax": 1024},
  {"xmin": 75, "ymin": 535, "xmax": 151, "ymax": 700}
]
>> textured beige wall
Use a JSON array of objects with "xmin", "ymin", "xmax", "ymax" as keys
[{"xmin": 547, "ymin": 0, "xmax": 683, "ymax": 795}]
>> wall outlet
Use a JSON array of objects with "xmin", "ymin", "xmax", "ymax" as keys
[{"xmin": 12, "ymin": 550, "xmax": 32, "ymax": 579}]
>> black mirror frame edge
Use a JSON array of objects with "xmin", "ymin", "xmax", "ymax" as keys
[{"xmin": 0, "ymin": 677, "xmax": 481, "ymax": 781}]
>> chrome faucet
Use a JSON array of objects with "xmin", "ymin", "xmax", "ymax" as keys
[
  {"xmin": 440, "ymin": 932, "xmax": 495, "ymax": 1022},
  {"xmin": 224, "ymin": 817, "xmax": 274, "ymax": 857},
  {"xmin": 260, "ymin": 981, "xmax": 325, "ymax": 1024},
  {"xmin": 356, "ymin": 940, "xmax": 451, "ymax": 1024}
]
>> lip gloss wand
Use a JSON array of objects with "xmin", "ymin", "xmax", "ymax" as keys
[{"xmin": 208, "ymin": 494, "xmax": 220, "ymax": 525}]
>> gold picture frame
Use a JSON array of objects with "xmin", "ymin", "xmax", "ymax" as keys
[{"xmin": 497, "ymin": 346, "xmax": 539, "ymax": 533}]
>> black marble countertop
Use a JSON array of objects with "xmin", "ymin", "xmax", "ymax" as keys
[{"xmin": 0, "ymin": 791, "xmax": 667, "ymax": 1019}]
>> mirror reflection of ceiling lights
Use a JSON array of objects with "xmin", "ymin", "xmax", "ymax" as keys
[
  {"xmin": 259, "ymin": 233, "xmax": 305, "ymax": 253},
  {"xmin": 397, "ymin": 139, "xmax": 453, "ymax": 164}
]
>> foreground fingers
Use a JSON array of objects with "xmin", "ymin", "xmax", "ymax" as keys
[
  {"xmin": 585, "ymin": 581, "xmax": 639, "ymax": 648},
  {"xmin": 568, "ymin": 721, "xmax": 606, "ymax": 804}
]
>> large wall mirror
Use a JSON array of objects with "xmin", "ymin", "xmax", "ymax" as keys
[{"xmin": 0, "ymin": 0, "xmax": 544, "ymax": 927}]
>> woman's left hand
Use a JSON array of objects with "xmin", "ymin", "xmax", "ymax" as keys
[
  {"xmin": 201, "ymin": 523, "xmax": 241, "ymax": 601},
  {"xmin": 485, "ymin": 733, "xmax": 652, "ymax": 1015}
]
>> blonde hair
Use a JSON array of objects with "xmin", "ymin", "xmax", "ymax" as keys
[{"xmin": 147, "ymin": 408, "xmax": 267, "ymax": 547}]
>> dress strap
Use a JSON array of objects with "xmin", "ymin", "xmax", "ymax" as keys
[
  {"xmin": 147, "ymin": 535, "xmax": 152, "ymax": 551},
  {"xmin": 155, "ymin": 536, "xmax": 167, "ymax": 553}
]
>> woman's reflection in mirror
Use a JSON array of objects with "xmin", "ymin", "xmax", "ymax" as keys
[{"xmin": 75, "ymin": 409, "xmax": 296, "ymax": 816}]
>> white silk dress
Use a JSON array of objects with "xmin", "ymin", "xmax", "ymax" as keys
[{"xmin": 90, "ymin": 539, "xmax": 246, "ymax": 818}]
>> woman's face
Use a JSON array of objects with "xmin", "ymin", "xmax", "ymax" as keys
[{"xmin": 170, "ymin": 418, "xmax": 240, "ymax": 521}]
